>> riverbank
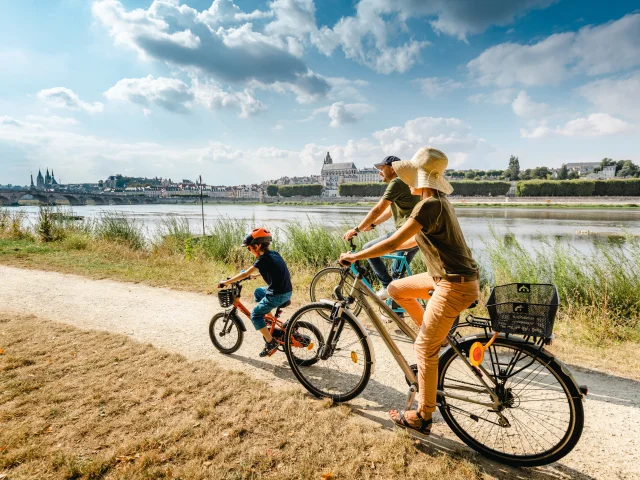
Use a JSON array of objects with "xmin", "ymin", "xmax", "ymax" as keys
[{"xmin": 2, "ymin": 207, "xmax": 639, "ymax": 346}]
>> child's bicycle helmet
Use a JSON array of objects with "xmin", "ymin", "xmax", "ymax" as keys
[{"xmin": 240, "ymin": 227, "xmax": 272, "ymax": 247}]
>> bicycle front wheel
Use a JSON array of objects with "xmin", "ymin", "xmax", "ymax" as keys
[
  {"xmin": 284, "ymin": 303, "xmax": 372, "ymax": 402},
  {"xmin": 309, "ymin": 267, "xmax": 362, "ymax": 317},
  {"xmin": 438, "ymin": 336, "xmax": 584, "ymax": 467},
  {"xmin": 209, "ymin": 311, "xmax": 244, "ymax": 354}
]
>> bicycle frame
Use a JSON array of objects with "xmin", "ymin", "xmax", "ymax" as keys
[
  {"xmin": 224, "ymin": 282, "xmax": 303, "ymax": 347},
  {"xmin": 347, "ymin": 247, "xmax": 417, "ymax": 314},
  {"xmin": 340, "ymin": 266, "xmax": 505, "ymax": 414}
]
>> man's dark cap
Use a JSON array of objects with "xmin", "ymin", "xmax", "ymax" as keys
[{"xmin": 374, "ymin": 155, "xmax": 401, "ymax": 168}]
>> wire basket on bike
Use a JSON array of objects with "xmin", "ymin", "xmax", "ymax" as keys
[
  {"xmin": 486, "ymin": 283, "xmax": 559, "ymax": 338},
  {"xmin": 218, "ymin": 288, "xmax": 237, "ymax": 308}
]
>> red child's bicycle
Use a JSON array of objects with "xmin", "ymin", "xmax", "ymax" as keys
[{"xmin": 209, "ymin": 277, "xmax": 322, "ymax": 365}]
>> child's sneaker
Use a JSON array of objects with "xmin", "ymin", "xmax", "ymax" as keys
[{"xmin": 259, "ymin": 338, "xmax": 278, "ymax": 357}]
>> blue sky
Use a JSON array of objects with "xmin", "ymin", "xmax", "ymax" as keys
[{"xmin": 1, "ymin": 0, "xmax": 639, "ymax": 186}]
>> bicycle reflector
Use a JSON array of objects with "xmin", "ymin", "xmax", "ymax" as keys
[{"xmin": 469, "ymin": 333, "xmax": 499, "ymax": 367}]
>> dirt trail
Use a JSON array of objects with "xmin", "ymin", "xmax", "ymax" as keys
[{"xmin": 1, "ymin": 265, "xmax": 638, "ymax": 479}]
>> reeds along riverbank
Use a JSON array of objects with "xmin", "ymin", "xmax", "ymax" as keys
[{"xmin": 2, "ymin": 206, "xmax": 639, "ymax": 343}]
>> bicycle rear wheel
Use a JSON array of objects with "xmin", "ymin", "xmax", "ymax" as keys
[
  {"xmin": 287, "ymin": 320, "xmax": 323, "ymax": 367},
  {"xmin": 309, "ymin": 267, "xmax": 362, "ymax": 317},
  {"xmin": 284, "ymin": 303, "xmax": 372, "ymax": 402},
  {"xmin": 437, "ymin": 336, "xmax": 584, "ymax": 467}
]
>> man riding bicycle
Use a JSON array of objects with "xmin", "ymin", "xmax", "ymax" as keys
[{"xmin": 343, "ymin": 155, "xmax": 420, "ymax": 300}]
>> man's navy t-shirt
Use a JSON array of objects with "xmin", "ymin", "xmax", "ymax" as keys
[{"xmin": 253, "ymin": 250, "xmax": 292, "ymax": 295}]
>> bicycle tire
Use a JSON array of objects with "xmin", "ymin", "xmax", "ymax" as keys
[
  {"xmin": 209, "ymin": 311, "xmax": 244, "ymax": 354},
  {"xmin": 309, "ymin": 267, "xmax": 362, "ymax": 317},
  {"xmin": 287, "ymin": 320, "xmax": 323, "ymax": 367},
  {"xmin": 284, "ymin": 303, "xmax": 372, "ymax": 402},
  {"xmin": 437, "ymin": 336, "xmax": 584, "ymax": 467}
]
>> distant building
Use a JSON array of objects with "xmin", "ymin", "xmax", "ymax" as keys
[
  {"xmin": 35, "ymin": 168, "xmax": 59, "ymax": 190},
  {"xmin": 320, "ymin": 151, "xmax": 382, "ymax": 197},
  {"xmin": 565, "ymin": 162, "xmax": 601, "ymax": 176}
]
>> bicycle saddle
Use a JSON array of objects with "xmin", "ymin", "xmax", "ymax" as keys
[{"xmin": 279, "ymin": 300, "xmax": 292, "ymax": 309}]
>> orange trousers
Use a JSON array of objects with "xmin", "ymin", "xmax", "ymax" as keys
[{"xmin": 388, "ymin": 273, "xmax": 479, "ymax": 413}]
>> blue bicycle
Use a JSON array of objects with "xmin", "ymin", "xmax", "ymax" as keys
[{"xmin": 309, "ymin": 236, "xmax": 420, "ymax": 317}]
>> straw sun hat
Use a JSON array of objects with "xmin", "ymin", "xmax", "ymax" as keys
[{"xmin": 392, "ymin": 147, "xmax": 454, "ymax": 195}]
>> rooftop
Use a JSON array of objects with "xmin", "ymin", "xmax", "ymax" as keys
[{"xmin": 321, "ymin": 162, "xmax": 357, "ymax": 171}]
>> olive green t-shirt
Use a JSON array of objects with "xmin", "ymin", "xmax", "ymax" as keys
[
  {"xmin": 410, "ymin": 196, "xmax": 478, "ymax": 277},
  {"xmin": 382, "ymin": 177, "xmax": 421, "ymax": 229}
]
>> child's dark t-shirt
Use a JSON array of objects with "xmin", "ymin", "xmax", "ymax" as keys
[{"xmin": 253, "ymin": 251, "xmax": 293, "ymax": 295}]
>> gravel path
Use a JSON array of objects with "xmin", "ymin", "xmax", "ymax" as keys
[{"xmin": 1, "ymin": 265, "xmax": 638, "ymax": 479}]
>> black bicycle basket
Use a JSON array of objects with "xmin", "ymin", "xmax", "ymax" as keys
[
  {"xmin": 218, "ymin": 288, "xmax": 237, "ymax": 308},
  {"xmin": 486, "ymin": 283, "xmax": 559, "ymax": 338}
]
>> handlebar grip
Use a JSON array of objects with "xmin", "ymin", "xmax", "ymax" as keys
[{"xmin": 339, "ymin": 258, "xmax": 352, "ymax": 267}]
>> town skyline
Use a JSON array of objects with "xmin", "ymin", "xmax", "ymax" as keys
[{"xmin": 1, "ymin": 1, "xmax": 638, "ymax": 186}]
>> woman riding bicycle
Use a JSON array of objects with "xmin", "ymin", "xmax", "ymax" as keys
[{"xmin": 339, "ymin": 146, "xmax": 479, "ymax": 436}]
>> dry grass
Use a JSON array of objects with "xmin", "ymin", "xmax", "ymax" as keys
[{"xmin": 0, "ymin": 313, "xmax": 489, "ymax": 480}]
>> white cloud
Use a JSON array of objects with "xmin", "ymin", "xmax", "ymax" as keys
[
  {"xmin": 577, "ymin": 71, "xmax": 640, "ymax": 120},
  {"xmin": 323, "ymin": 102, "xmax": 374, "ymax": 127},
  {"xmin": 309, "ymin": 0, "xmax": 555, "ymax": 73},
  {"xmin": 0, "ymin": 112, "xmax": 499, "ymax": 185},
  {"xmin": 92, "ymin": 0, "xmax": 330, "ymax": 99},
  {"xmin": 191, "ymin": 78, "xmax": 266, "ymax": 118},
  {"xmin": 467, "ymin": 88, "xmax": 517, "ymax": 105},
  {"xmin": 521, "ymin": 113, "xmax": 637, "ymax": 139},
  {"xmin": 511, "ymin": 91, "xmax": 549, "ymax": 118},
  {"xmin": 103, "ymin": 75, "xmax": 265, "ymax": 117},
  {"xmin": 37, "ymin": 87, "xmax": 104, "ymax": 114},
  {"xmin": 468, "ymin": 13, "xmax": 640, "ymax": 87},
  {"xmin": 104, "ymin": 76, "xmax": 194, "ymax": 114},
  {"xmin": 371, "ymin": 116, "xmax": 488, "ymax": 162},
  {"xmin": 24, "ymin": 115, "xmax": 78, "ymax": 127},
  {"xmin": 413, "ymin": 77, "xmax": 464, "ymax": 97},
  {"xmin": 250, "ymin": 70, "xmax": 330, "ymax": 104},
  {"xmin": 326, "ymin": 77, "xmax": 369, "ymax": 102}
]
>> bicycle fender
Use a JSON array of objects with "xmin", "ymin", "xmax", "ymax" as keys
[
  {"xmin": 549, "ymin": 355, "xmax": 585, "ymax": 400},
  {"xmin": 319, "ymin": 299, "xmax": 376, "ymax": 375}
]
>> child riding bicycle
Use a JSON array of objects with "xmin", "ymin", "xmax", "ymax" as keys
[{"xmin": 219, "ymin": 227, "xmax": 293, "ymax": 358}]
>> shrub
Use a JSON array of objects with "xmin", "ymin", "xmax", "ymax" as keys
[
  {"xmin": 449, "ymin": 181, "xmax": 510, "ymax": 196},
  {"xmin": 593, "ymin": 179, "xmax": 640, "ymax": 196},
  {"xmin": 278, "ymin": 184, "xmax": 323, "ymax": 197},
  {"xmin": 266, "ymin": 185, "xmax": 278, "ymax": 197},
  {"xmin": 516, "ymin": 180, "xmax": 595, "ymax": 196},
  {"xmin": 62, "ymin": 233, "xmax": 91, "ymax": 250},
  {"xmin": 94, "ymin": 212, "xmax": 145, "ymax": 250},
  {"xmin": 339, "ymin": 183, "xmax": 386, "ymax": 197}
]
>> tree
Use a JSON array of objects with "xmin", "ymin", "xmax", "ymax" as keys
[
  {"xmin": 507, "ymin": 155, "xmax": 520, "ymax": 180},
  {"xmin": 557, "ymin": 164, "xmax": 568, "ymax": 180},
  {"xmin": 533, "ymin": 166, "xmax": 551, "ymax": 179},
  {"xmin": 567, "ymin": 170, "xmax": 579, "ymax": 180},
  {"xmin": 617, "ymin": 160, "xmax": 639, "ymax": 178},
  {"xmin": 266, "ymin": 184, "xmax": 278, "ymax": 197},
  {"xmin": 464, "ymin": 171, "xmax": 476, "ymax": 179}
]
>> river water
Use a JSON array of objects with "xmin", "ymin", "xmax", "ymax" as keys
[{"xmin": 12, "ymin": 204, "xmax": 640, "ymax": 255}]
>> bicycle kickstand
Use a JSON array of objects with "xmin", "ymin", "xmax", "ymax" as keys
[{"xmin": 405, "ymin": 384, "xmax": 417, "ymax": 411}]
